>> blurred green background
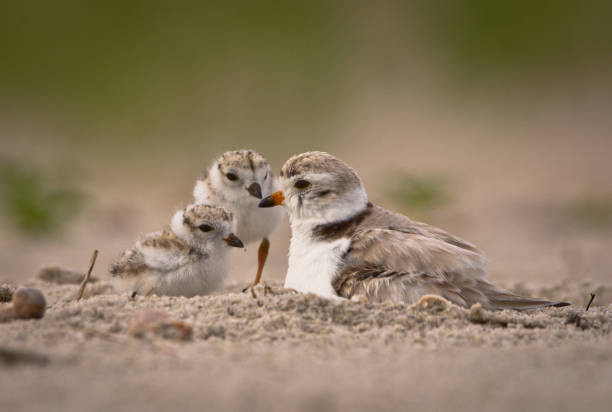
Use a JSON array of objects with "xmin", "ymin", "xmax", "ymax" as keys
[
  {"xmin": 2, "ymin": 1, "xmax": 610, "ymax": 149},
  {"xmin": 1, "ymin": 1, "xmax": 611, "ymax": 284}
]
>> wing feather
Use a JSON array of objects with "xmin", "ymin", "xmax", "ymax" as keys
[
  {"xmin": 335, "ymin": 228, "xmax": 569, "ymax": 310},
  {"xmin": 110, "ymin": 229, "xmax": 196, "ymax": 277}
]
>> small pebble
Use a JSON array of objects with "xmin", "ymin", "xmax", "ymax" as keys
[
  {"xmin": 0, "ymin": 287, "xmax": 46, "ymax": 322},
  {"xmin": 128, "ymin": 310, "xmax": 192, "ymax": 341},
  {"xmin": 415, "ymin": 294, "xmax": 451, "ymax": 312}
]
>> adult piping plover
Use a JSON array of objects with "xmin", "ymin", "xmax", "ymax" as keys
[
  {"xmin": 110, "ymin": 204, "xmax": 244, "ymax": 297},
  {"xmin": 193, "ymin": 150, "xmax": 284, "ymax": 290},
  {"xmin": 259, "ymin": 151, "xmax": 569, "ymax": 310}
]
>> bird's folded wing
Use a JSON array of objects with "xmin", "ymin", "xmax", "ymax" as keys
[
  {"xmin": 334, "ymin": 228, "xmax": 487, "ymax": 306},
  {"xmin": 109, "ymin": 246, "xmax": 146, "ymax": 277},
  {"xmin": 335, "ymin": 228, "xmax": 569, "ymax": 309},
  {"xmin": 366, "ymin": 204, "xmax": 481, "ymax": 253},
  {"xmin": 110, "ymin": 230, "xmax": 194, "ymax": 277},
  {"xmin": 347, "ymin": 228, "xmax": 487, "ymax": 279}
]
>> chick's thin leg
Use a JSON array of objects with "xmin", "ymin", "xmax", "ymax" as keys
[{"xmin": 242, "ymin": 237, "xmax": 270, "ymax": 293}]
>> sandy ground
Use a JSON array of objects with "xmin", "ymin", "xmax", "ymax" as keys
[
  {"xmin": 2, "ymin": 88, "xmax": 612, "ymax": 411},
  {"xmin": 1, "ymin": 277, "xmax": 611, "ymax": 412}
]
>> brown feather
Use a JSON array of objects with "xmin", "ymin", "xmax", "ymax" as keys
[
  {"xmin": 332, "ymin": 205, "xmax": 569, "ymax": 310},
  {"xmin": 109, "ymin": 228, "xmax": 201, "ymax": 278}
]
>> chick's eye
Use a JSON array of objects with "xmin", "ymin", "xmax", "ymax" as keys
[
  {"xmin": 294, "ymin": 179, "xmax": 311, "ymax": 189},
  {"xmin": 226, "ymin": 173, "xmax": 238, "ymax": 181},
  {"xmin": 199, "ymin": 224, "xmax": 213, "ymax": 232}
]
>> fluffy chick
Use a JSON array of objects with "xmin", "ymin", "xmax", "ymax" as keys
[
  {"xmin": 110, "ymin": 204, "xmax": 243, "ymax": 297},
  {"xmin": 193, "ymin": 149, "xmax": 284, "ymax": 289}
]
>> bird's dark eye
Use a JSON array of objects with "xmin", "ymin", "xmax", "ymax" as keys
[
  {"xmin": 264, "ymin": 171, "xmax": 268, "ymax": 180},
  {"xmin": 226, "ymin": 173, "xmax": 238, "ymax": 181},
  {"xmin": 199, "ymin": 224, "xmax": 213, "ymax": 232},
  {"xmin": 294, "ymin": 179, "xmax": 311, "ymax": 189}
]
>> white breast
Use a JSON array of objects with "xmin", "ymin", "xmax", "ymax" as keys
[
  {"xmin": 284, "ymin": 224, "xmax": 350, "ymax": 299},
  {"xmin": 233, "ymin": 200, "xmax": 284, "ymax": 244},
  {"xmin": 129, "ymin": 244, "xmax": 231, "ymax": 297},
  {"xmin": 157, "ymin": 254, "xmax": 230, "ymax": 297}
]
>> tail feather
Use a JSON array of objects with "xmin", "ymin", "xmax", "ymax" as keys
[
  {"xmin": 487, "ymin": 297, "xmax": 570, "ymax": 310},
  {"xmin": 483, "ymin": 286, "xmax": 570, "ymax": 310}
]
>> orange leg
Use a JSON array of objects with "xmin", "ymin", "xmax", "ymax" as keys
[{"xmin": 243, "ymin": 238, "xmax": 270, "ymax": 293}]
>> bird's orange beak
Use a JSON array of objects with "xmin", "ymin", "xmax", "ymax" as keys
[{"xmin": 259, "ymin": 191, "xmax": 285, "ymax": 208}]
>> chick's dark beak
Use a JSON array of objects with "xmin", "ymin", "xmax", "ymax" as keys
[
  {"xmin": 246, "ymin": 182, "xmax": 262, "ymax": 199},
  {"xmin": 223, "ymin": 233, "xmax": 244, "ymax": 248},
  {"xmin": 259, "ymin": 191, "xmax": 285, "ymax": 208}
]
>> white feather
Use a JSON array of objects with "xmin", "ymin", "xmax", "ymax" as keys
[{"xmin": 284, "ymin": 220, "xmax": 349, "ymax": 299}]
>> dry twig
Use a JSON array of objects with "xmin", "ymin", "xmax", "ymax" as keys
[
  {"xmin": 585, "ymin": 293, "xmax": 596, "ymax": 311},
  {"xmin": 76, "ymin": 250, "xmax": 98, "ymax": 301}
]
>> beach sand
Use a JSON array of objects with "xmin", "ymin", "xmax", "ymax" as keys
[{"xmin": 1, "ymin": 276, "xmax": 611, "ymax": 412}]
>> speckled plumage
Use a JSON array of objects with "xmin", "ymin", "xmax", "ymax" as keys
[{"xmin": 110, "ymin": 204, "xmax": 242, "ymax": 297}]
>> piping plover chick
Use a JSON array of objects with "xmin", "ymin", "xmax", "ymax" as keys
[
  {"xmin": 110, "ymin": 204, "xmax": 244, "ymax": 297},
  {"xmin": 259, "ymin": 151, "xmax": 569, "ymax": 310},
  {"xmin": 193, "ymin": 150, "xmax": 284, "ymax": 290}
]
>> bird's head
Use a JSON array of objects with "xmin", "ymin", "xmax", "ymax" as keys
[
  {"xmin": 202, "ymin": 150, "xmax": 276, "ymax": 205},
  {"xmin": 259, "ymin": 151, "xmax": 368, "ymax": 225},
  {"xmin": 172, "ymin": 204, "xmax": 243, "ymax": 250}
]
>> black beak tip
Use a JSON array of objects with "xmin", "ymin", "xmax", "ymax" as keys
[
  {"xmin": 258, "ymin": 197, "xmax": 274, "ymax": 208},
  {"xmin": 225, "ymin": 234, "xmax": 244, "ymax": 248}
]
